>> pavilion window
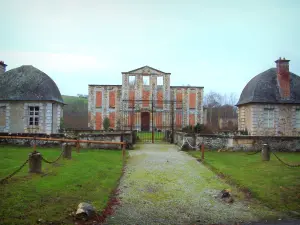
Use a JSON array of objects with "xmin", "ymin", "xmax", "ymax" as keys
[
  {"xmin": 263, "ymin": 108, "xmax": 274, "ymax": 128},
  {"xmin": 0, "ymin": 106, "xmax": 6, "ymax": 126},
  {"xmin": 29, "ymin": 106, "xmax": 39, "ymax": 126},
  {"xmin": 296, "ymin": 109, "xmax": 300, "ymax": 128}
]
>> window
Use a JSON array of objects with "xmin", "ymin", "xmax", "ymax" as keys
[
  {"xmin": 143, "ymin": 76, "xmax": 149, "ymax": 85},
  {"xmin": 263, "ymin": 108, "xmax": 274, "ymax": 128},
  {"xmin": 296, "ymin": 109, "xmax": 300, "ymax": 128},
  {"xmin": 129, "ymin": 76, "xmax": 135, "ymax": 86},
  {"xmin": 157, "ymin": 76, "xmax": 163, "ymax": 86},
  {"xmin": 0, "ymin": 106, "xmax": 6, "ymax": 126},
  {"xmin": 29, "ymin": 106, "xmax": 39, "ymax": 126}
]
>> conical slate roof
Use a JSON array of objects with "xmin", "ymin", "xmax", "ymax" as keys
[
  {"xmin": 236, "ymin": 68, "xmax": 300, "ymax": 106},
  {"xmin": 0, "ymin": 65, "xmax": 64, "ymax": 104}
]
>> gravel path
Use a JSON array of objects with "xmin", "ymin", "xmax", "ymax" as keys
[{"xmin": 105, "ymin": 144, "xmax": 283, "ymax": 225}]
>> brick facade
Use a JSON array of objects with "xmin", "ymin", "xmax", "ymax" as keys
[{"xmin": 88, "ymin": 66, "xmax": 204, "ymax": 130}]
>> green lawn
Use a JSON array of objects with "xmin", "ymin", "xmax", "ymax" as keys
[
  {"xmin": 189, "ymin": 150, "xmax": 300, "ymax": 213},
  {"xmin": 137, "ymin": 131, "xmax": 167, "ymax": 142},
  {"xmin": 0, "ymin": 145, "xmax": 124, "ymax": 225},
  {"xmin": 62, "ymin": 95, "xmax": 88, "ymax": 105}
]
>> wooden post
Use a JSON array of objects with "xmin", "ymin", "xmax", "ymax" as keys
[
  {"xmin": 171, "ymin": 100, "xmax": 174, "ymax": 144},
  {"xmin": 76, "ymin": 140, "xmax": 80, "ymax": 153},
  {"xmin": 152, "ymin": 96, "xmax": 154, "ymax": 144},
  {"xmin": 29, "ymin": 152, "xmax": 42, "ymax": 173},
  {"xmin": 201, "ymin": 143, "xmax": 205, "ymax": 161},
  {"xmin": 62, "ymin": 143, "xmax": 72, "ymax": 159},
  {"xmin": 262, "ymin": 144, "xmax": 270, "ymax": 161},
  {"xmin": 33, "ymin": 136, "xmax": 37, "ymax": 153},
  {"xmin": 122, "ymin": 143, "xmax": 126, "ymax": 163}
]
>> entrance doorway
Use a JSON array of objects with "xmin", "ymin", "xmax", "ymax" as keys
[
  {"xmin": 141, "ymin": 112, "xmax": 150, "ymax": 131},
  {"xmin": 121, "ymin": 99, "xmax": 178, "ymax": 143}
]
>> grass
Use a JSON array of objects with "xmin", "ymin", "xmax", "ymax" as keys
[
  {"xmin": 0, "ymin": 145, "xmax": 124, "ymax": 225},
  {"xmin": 62, "ymin": 95, "xmax": 88, "ymax": 105},
  {"xmin": 137, "ymin": 131, "xmax": 167, "ymax": 142},
  {"xmin": 188, "ymin": 150, "xmax": 300, "ymax": 214}
]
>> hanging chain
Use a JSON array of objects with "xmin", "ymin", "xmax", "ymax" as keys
[{"xmin": 0, "ymin": 159, "xmax": 29, "ymax": 184}]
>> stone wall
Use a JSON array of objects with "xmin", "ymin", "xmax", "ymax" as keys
[
  {"xmin": 0, "ymin": 133, "xmax": 65, "ymax": 147},
  {"xmin": 0, "ymin": 131, "xmax": 133, "ymax": 149},
  {"xmin": 77, "ymin": 132, "xmax": 132, "ymax": 149},
  {"xmin": 0, "ymin": 102, "xmax": 63, "ymax": 134},
  {"xmin": 0, "ymin": 103, "xmax": 10, "ymax": 132},
  {"xmin": 238, "ymin": 103, "xmax": 300, "ymax": 136},
  {"xmin": 174, "ymin": 131, "xmax": 300, "ymax": 152}
]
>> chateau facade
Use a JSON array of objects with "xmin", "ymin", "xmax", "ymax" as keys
[{"xmin": 88, "ymin": 66, "xmax": 204, "ymax": 131}]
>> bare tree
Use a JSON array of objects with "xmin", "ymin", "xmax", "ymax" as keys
[
  {"xmin": 204, "ymin": 91, "xmax": 222, "ymax": 126},
  {"xmin": 204, "ymin": 91, "xmax": 239, "ymax": 131},
  {"xmin": 229, "ymin": 92, "xmax": 238, "ymax": 117}
]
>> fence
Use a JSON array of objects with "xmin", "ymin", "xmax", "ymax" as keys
[
  {"xmin": 0, "ymin": 136, "xmax": 127, "ymax": 184},
  {"xmin": 121, "ymin": 99, "xmax": 183, "ymax": 143}
]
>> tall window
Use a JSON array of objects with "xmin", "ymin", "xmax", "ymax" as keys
[
  {"xmin": 129, "ymin": 76, "xmax": 135, "ymax": 87},
  {"xmin": 29, "ymin": 106, "xmax": 39, "ymax": 126},
  {"xmin": 157, "ymin": 76, "xmax": 163, "ymax": 86},
  {"xmin": 143, "ymin": 76, "xmax": 149, "ymax": 85},
  {"xmin": 296, "ymin": 109, "xmax": 300, "ymax": 128},
  {"xmin": 0, "ymin": 106, "xmax": 6, "ymax": 126},
  {"xmin": 263, "ymin": 108, "xmax": 274, "ymax": 128}
]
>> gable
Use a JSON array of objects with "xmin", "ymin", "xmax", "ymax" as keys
[{"xmin": 124, "ymin": 66, "xmax": 170, "ymax": 75}]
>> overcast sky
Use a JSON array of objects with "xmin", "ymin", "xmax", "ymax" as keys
[{"xmin": 1, "ymin": 0, "xmax": 300, "ymax": 98}]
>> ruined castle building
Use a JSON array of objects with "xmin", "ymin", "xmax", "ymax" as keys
[
  {"xmin": 236, "ymin": 58, "xmax": 300, "ymax": 136},
  {"xmin": 0, "ymin": 62, "xmax": 64, "ymax": 134},
  {"xmin": 88, "ymin": 66, "xmax": 204, "ymax": 130}
]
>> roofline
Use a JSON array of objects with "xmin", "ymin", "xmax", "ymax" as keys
[
  {"xmin": 88, "ymin": 84, "xmax": 122, "ymax": 87},
  {"xmin": 171, "ymin": 86, "xmax": 204, "ymax": 88},
  {"xmin": 88, "ymin": 84, "xmax": 204, "ymax": 88},
  {"xmin": 121, "ymin": 72, "xmax": 171, "ymax": 75},
  {"xmin": 0, "ymin": 99, "xmax": 65, "ymax": 105},
  {"xmin": 236, "ymin": 101, "xmax": 300, "ymax": 107},
  {"xmin": 122, "ymin": 65, "xmax": 171, "ymax": 74},
  {"xmin": 0, "ymin": 62, "xmax": 7, "ymax": 67}
]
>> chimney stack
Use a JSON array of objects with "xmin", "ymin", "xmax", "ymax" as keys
[
  {"xmin": 0, "ymin": 61, "xmax": 7, "ymax": 75},
  {"xmin": 275, "ymin": 57, "xmax": 290, "ymax": 98}
]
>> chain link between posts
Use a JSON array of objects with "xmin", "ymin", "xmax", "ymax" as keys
[
  {"xmin": 245, "ymin": 150, "xmax": 261, "ymax": 155},
  {"xmin": 41, "ymin": 148, "xmax": 65, "ymax": 164},
  {"xmin": 271, "ymin": 150, "xmax": 300, "ymax": 168},
  {"xmin": 0, "ymin": 159, "xmax": 29, "ymax": 184}
]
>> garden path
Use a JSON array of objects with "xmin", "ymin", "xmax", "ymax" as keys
[{"xmin": 105, "ymin": 144, "xmax": 280, "ymax": 225}]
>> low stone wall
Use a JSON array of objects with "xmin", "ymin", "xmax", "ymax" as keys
[
  {"xmin": 0, "ymin": 133, "xmax": 64, "ymax": 147},
  {"xmin": 231, "ymin": 136, "xmax": 300, "ymax": 152},
  {"xmin": 0, "ymin": 131, "xmax": 133, "ymax": 149},
  {"xmin": 78, "ymin": 132, "xmax": 132, "ymax": 149},
  {"xmin": 174, "ymin": 132, "xmax": 300, "ymax": 152}
]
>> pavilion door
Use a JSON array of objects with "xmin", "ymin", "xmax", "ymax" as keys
[{"xmin": 141, "ymin": 112, "xmax": 150, "ymax": 131}]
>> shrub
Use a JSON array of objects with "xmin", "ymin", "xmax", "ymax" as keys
[
  {"xmin": 103, "ymin": 117, "xmax": 110, "ymax": 131},
  {"xmin": 182, "ymin": 123, "xmax": 213, "ymax": 134},
  {"xmin": 239, "ymin": 129, "xmax": 249, "ymax": 135}
]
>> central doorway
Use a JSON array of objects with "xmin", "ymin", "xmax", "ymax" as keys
[{"xmin": 141, "ymin": 112, "xmax": 150, "ymax": 131}]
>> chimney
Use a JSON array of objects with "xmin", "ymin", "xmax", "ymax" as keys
[
  {"xmin": 275, "ymin": 57, "xmax": 290, "ymax": 98},
  {"xmin": 0, "ymin": 61, "xmax": 7, "ymax": 75}
]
